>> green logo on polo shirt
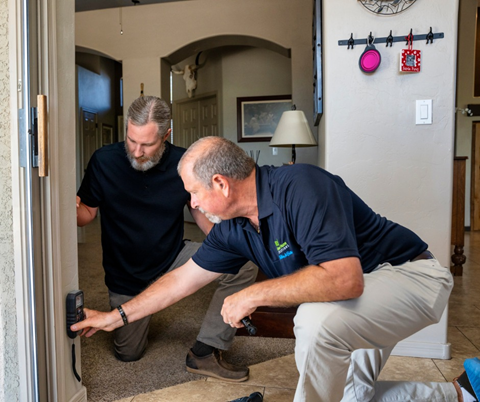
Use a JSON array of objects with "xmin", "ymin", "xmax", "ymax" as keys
[{"xmin": 275, "ymin": 240, "xmax": 293, "ymax": 260}]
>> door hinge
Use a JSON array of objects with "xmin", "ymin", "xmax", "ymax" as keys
[{"xmin": 19, "ymin": 106, "xmax": 38, "ymax": 168}]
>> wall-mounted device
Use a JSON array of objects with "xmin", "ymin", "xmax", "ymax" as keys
[
  {"xmin": 66, "ymin": 290, "xmax": 85, "ymax": 339},
  {"xmin": 66, "ymin": 290, "xmax": 84, "ymax": 382}
]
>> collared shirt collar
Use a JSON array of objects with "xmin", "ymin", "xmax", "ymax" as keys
[{"xmin": 255, "ymin": 165, "xmax": 274, "ymax": 220}]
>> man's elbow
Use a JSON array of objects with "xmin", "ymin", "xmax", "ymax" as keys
[{"xmin": 347, "ymin": 275, "xmax": 364, "ymax": 299}]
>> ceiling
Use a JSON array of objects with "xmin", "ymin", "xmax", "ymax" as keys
[{"xmin": 75, "ymin": 0, "xmax": 186, "ymax": 13}]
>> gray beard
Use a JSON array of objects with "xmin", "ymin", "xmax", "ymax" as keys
[
  {"xmin": 199, "ymin": 207, "xmax": 222, "ymax": 224},
  {"xmin": 125, "ymin": 142, "xmax": 165, "ymax": 171}
]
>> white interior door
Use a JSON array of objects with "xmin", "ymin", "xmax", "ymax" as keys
[{"xmin": 173, "ymin": 93, "xmax": 218, "ymax": 148}]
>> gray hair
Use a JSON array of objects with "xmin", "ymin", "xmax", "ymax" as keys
[
  {"xmin": 126, "ymin": 96, "xmax": 171, "ymax": 137},
  {"xmin": 178, "ymin": 137, "xmax": 255, "ymax": 188}
]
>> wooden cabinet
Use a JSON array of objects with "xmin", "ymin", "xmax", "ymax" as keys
[{"xmin": 451, "ymin": 157, "xmax": 467, "ymax": 276}]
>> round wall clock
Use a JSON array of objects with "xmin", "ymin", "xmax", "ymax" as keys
[{"xmin": 359, "ymin": 0, "xmax": 417, "ymax": 15}]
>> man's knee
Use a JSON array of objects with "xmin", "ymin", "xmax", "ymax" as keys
[
  {"xmin": 238, "ymin": 261, "xmax": 259, "ymax": 284},
  {"xmin": 112, "ymin": 316, "xmax": 151, "ymax": 362},
  {"xmin": 114, "ymin": 344, "xmax": 146, "ymax": 362},
  {"xmin": 294, "ymin": 302, "xmax": 351, "ymax": 346}
]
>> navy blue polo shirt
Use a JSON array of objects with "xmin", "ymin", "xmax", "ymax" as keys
[
  {"xmin": 193, "ymin": 164, "xmax": 427, "ymax": 278},
  {"xmin": 77, "ymin": 141, "xmax": 189, "ymax": 295}
]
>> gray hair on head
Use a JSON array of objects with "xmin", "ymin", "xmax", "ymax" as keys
[
  {"xmin": 126, "ymin": 96, "xmax": 171, "ymax": 138},
  {"xmin": 178, "ymin": 137, "xmax": 255, "ymax": 188}
]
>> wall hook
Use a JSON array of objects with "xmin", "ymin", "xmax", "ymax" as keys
[
  {"xmin": 386, "ymin": 30, "xmax": 393, "ymax": 47},
  {"xmin": 426, "ymin": 27, "xmax": 434, "ymax": 44},
  {"xmin": 406, "ymin": 29, "xmax": 413, "ymax": 46},
  {"xmin": 368, "ymin": 32, "xmax": 374, "ymax": 45},
  {"xmin": 347, "ymin": 33, "xmax": 355, "ymax": 49}
]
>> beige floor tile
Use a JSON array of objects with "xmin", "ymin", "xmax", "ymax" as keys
[
  {"xmin": 457, "ymin": 326, "xmax": 480, "ymax": 350},
  {"xmin": 263, "ymin": 387, "xmax": 296, "ymax": 402},
  {"xmin": 126, "ymin": 381, "xmax": 263, "ymax": 402},
  {"xmin": 432, "ymin": 327, "xmax": 479, "ymax": 381},
  {"xmin": 447, "ymin": 326, "xmax": 479, "ymax": 357},
  {"xmin": 379, "ymin": 356, "xmax": 445, "ymax": 382},
  {"xmin": 433, "ymin": 357, "xmax": 466, "ymax": 382},
  {"xmin": 114, "ymin": 398, "xmax": 134, "ymax": 402},
  {"xmin": 248, "ymin": 354, "xmax": 297, "ymax": 389},
  {"xmin": 447, "ymin": 303, "xmax": 480, "ymax": 326},
  {"xmin": 209, "ymin": 354, "xmax": 298, "ymax": 390}
]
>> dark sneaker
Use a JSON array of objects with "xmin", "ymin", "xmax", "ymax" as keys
[
  {"xmin": 229, "ymin": 392, "xmax": 263, "ymax": 402},
  {"xmin": 186, "ymin": 349, "xmax": 249, "ymax": 382}
]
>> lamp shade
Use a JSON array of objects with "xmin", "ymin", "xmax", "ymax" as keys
[{"xmin": 269, "ymin": 110, "xmax": 317, "ymax": 147}]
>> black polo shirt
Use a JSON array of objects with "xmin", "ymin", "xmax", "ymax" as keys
[
  {"xmin": 193, "ymin": 164, "xmax": 427, "ymax": 278},
  {"xmin": 78, "ymin": 141, "xmax": 189, "ymax": 295}
]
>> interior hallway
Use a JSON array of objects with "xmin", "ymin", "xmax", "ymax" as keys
[{"xmin": 106, "ymin": 225, "xmax": 480, "ymax": 402}]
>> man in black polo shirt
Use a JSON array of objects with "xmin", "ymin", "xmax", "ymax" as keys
[
  {"xmin": 74, "ymin": 137, "xmax": 463, "ymax": 401},
  {"xmin": 76, "ymin": 98, "xmax": 257, "ymax": 382}
]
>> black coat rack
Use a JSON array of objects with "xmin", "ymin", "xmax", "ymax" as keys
[{"xmin": 338, "ymin": 28, "xmax": 444, "ymax": 49}]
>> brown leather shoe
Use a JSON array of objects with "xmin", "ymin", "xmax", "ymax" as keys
[{"xmin": 186, "ymin": 349, "xmax": 249, "ymax": 382}]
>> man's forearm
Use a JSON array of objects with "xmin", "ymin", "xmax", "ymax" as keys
[
  {"xmin": 77, "ymin": 202, "xmax": 97, "ymax": 227},
  {"xmin": 72, "ymin": 260, "xmax": 222, "ymax": 336},
  {"xmin": 247, "ymin": 262, "xmax": 364, "ymax": 308},
  {"xmin": 223, "ymin": 258, "xmax": 364, "ymax": 320},
  {"xmin": 121, "ymin": 268, "xmax": 191, "ymax": 323},
  {"xmin": 108, "ymin": 261, "xmax": 222, "ymax": 326}
]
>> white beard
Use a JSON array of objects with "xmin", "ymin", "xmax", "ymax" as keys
[{"xmin": 199, "ymin": 207, "xmax": 222, "ymax": 224}]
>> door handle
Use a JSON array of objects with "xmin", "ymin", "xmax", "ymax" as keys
[{"xmin": 37, "ymin": 95, "xmax": 48, "ymax": 177}]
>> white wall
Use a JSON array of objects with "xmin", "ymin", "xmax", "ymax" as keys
[
  {"xmin": 323, "ymin": 0, "xmax": 457, "ymax": 266},
  {"xmin": 221, "ymin": 47, "xmax": 293, "ymax": 166},
  {"xmin": 322, "ymin": 0, "xmax": 459, "ymax": 357}
]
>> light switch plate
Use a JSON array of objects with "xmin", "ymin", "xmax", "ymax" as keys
[{"xmin": 416, "ymin": 99, "xmax": 432, "ymax": 125}]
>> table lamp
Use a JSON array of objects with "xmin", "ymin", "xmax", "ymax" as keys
[{"xmin": 269, "ymin": 106, "xmax": 317, "ymax": 164}]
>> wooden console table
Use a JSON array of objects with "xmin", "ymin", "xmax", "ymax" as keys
[{"xmin": 451, "ymin": 157, "xmax": 467, "ymax": 276}]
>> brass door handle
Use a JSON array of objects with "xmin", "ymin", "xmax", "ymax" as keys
[{"xmin": 37, "ymin": 94, "xmax": 48, "ymax": 177}]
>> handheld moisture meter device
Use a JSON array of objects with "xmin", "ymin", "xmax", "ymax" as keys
[{"xmin": 66, "ymin": 290, "xmax": 84, "ymax": 339}]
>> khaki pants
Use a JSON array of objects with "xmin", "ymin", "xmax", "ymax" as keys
[
  {"xmin": 293, "ymin": 258, "xmax": 455, "ymax": 402},
  {"xmin": 109, "ymin": 240, "xmax": 258, "ymax": 362}
]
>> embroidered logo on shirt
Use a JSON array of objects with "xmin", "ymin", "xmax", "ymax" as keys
[{"xmin": 275, "ymin": 240, "xmax": 293, "ymax": 260}]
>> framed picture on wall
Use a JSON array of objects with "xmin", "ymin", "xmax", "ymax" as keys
[{"xmin": 237, "ymin": 95, "xmax": 292, "ymax": 142}]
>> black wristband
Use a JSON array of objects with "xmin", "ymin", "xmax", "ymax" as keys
[{"xmin": 117, "ymin": 305, "xmax": 128, "ymax": 326}]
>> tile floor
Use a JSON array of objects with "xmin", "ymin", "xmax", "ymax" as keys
[{"xmin": 113, "ymin": 228, "xmax": 480, "ymax": 402}]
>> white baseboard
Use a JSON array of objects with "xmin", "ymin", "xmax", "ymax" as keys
[
  {"xmin": 392, "ymin": 340, "xmax": 451, "ymax": 360},
  {"xmin": 69, "ymin": 386, "xmax": 87, "ymax": 402}
]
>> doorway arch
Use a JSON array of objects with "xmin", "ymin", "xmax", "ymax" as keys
[{"xmin": 160, "ymin": 35, "xmax": 291, "ymax": 102}]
